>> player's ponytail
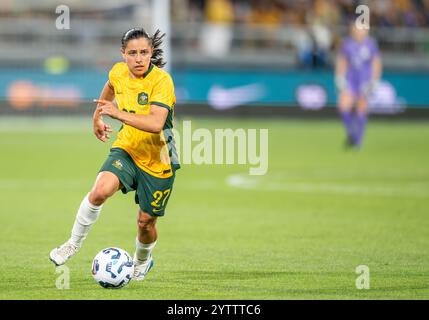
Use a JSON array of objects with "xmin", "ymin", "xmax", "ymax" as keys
[
  {"xmin": 121, "ymin": 27, "xmax": 166, "ymax": 68},
  {"xmin": 150, "ymin": 29, "xmax": 166, "ymax": 68}
]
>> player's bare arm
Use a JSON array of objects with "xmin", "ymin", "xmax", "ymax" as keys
[
  {"xmin": 335, "ymin": 54, "xmax": 347, "ymax": 90},
  {"xmin": 93, "ymin": 81, "xmax": 115, "ymax": 142},
  {"xmin": 95, "ymin": 98, "xmax": 168, "ymax": 134},
  {"xmin": 372, "ymin": 55, "xmax": 382, "ymax": 82}
]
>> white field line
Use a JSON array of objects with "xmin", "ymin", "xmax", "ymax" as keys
[
  {"xmin": 244, "ymin": 170, "xmax": 429, "ymax": 181},
  {"xmin": 226, "ymin": 174, "xmax": 429, "ymax": 198},
  {"xmin": 1, "ymin": 175, "xmax": 427, "ymax": 197}
]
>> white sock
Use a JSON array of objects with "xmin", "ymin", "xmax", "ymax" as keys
[
  {"xmin": 135, "ymin": 238, "xmax": 157, "ymax": 263},
  {"xmin": 69, "ymin": 194, "xmax": 102, "ymax": 248}
]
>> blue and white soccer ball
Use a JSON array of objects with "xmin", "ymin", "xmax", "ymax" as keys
[{"xmin": 91, "ymin": 247, "xmax": 134, "ymax": 289}]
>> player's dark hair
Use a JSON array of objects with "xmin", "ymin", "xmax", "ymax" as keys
[{"xmin": 121, "ymin": 27, "xmax": 166, "ymax": 68}]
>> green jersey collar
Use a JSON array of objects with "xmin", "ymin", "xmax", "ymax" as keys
[{"xmin": 143, "ymin": 63, "xmax": 154, "ymax": 78}]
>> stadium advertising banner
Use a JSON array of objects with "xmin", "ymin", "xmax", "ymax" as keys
[{"xmin": 0, "ymin": 68, "xmax": 428, "ymax": 114}]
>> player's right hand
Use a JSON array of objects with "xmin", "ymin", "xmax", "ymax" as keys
[{"xmin": 93, "ymin": 119, "xmax": 112, "ymax": 142}]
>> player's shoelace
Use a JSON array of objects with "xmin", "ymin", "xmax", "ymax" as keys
[
  {"xmin": 57, "ymin": 243, "xmax": 77, "ymax": 257},
  {"xmin": 134, "ymin": 259, "xmax": 151, "ymax": 277},
  {"xmin": 133, "ymin": 267, "xmax": 143, "ymax": 277}
]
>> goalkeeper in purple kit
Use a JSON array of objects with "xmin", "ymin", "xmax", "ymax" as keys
[{"xmin": 335, "ymin": 23, "xmax": 382, "ymax": 148}]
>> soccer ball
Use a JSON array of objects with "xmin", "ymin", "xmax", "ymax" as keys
[{"xmin": 91, "ymin": 247, "xmax": 134, "ymax": 289}]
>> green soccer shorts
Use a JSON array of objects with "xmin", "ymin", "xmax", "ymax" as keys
[{"xmin": 99, "ymin": 148, "xmax": 176, "ymax": 217}]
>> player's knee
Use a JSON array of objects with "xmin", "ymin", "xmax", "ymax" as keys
[
  {"xmin": 357, "ymin": 100, "xmax": 368, "ymax": 114},
  {"xmin": 338, "ymin": 91, "xmax": 353, "ymax": 110},
  {"xmin": 137, "ymin": 220, "xmax": 154, "ymax": 231},
  {"xmin": 90, "ymin": 183, "xmax": 115, "ymax": 205},
  {"xmin": 137, "ymin": 215, "xmax": 157, "ymax": 231}
]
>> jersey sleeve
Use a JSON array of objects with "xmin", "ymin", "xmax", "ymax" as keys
[
  {"xmin": 149, "ymin": 74, "xmax": 175, "ymax": 111},
  {"xmin": 108, "ymin": 63, "xmax": 124, "ymax": 91}
]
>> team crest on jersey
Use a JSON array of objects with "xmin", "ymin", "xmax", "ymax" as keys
[
  {"xmin": 137, "ymin": 92, "xmax": 149, "ymax": 105},
  {"xmin": 112, "ymin": 160, "xmax": 123, "ymax": 170}
]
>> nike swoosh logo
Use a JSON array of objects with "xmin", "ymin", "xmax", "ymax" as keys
[
  {"xmin": 153, "ymin": 208, "xmax": 163, "ymax": 213},
  {"xmin": 208, "ymin": 83, "xmax": 266, "ymax": 110}
]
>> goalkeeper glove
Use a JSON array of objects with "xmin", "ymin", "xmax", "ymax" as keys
[
  {"xmin": 335, "ymin": 75, "xmax": 347, "ymax": 91},
  {"xmin": 361, "ymin": 79, "xmax": 379, "ymax": 97}
]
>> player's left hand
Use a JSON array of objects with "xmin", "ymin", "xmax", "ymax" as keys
[{"xmin": 94, "ymin": 99, "xmax": 121, "ymax": 119}]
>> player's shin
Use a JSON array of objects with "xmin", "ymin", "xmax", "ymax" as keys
[
  {"xmin": 69, "ymin": 194, "xmax": 102, "ymax": 248},
  {"xmin": 355, "ymin": 112, "xmax": 368, "ymax": 147},
  {"xmin": 340, "ymin": 110, "xmax": 356, "ymax": 143}
]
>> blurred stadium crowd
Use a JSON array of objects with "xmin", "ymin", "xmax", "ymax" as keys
[
  {"xmin": 1, "ymin": 0, "xmax": 429, "ymax": 69},
  {"xmin": 174, "ymin": 0, "xmax": 429, "ymax": 67},
  {"xmin": 3, "ymin": 0, "xmax": 429, "ymax": 27},
  {"xmin": 179, "ymin": 0, "xmax": 429, "ymax": 27}
]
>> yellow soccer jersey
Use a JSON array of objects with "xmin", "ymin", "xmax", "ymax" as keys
[{"xmin": 108, "ymin": 62, "xmax": 179, "ymax": 178}]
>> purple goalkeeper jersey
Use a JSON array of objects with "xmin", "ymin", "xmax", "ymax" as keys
[{"xmin": 340, "ymin": 36, "xmax": 380, "ymax": 95}]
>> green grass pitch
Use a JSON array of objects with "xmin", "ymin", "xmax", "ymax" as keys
[{"xmin": 0, "ymin": 117, "xmax": 428, "ymax": 299}]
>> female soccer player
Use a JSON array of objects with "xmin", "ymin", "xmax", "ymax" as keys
[
  {"xmin": 335, "ymin": 23, "xmax": 382, "ymax": 148},
  {"xmin": 50, "ymin": 28, "xmax": 179, "ymax": 281}
]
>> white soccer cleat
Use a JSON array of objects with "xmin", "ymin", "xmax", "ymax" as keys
[
  {"xmin": 133, "ymin": 254, "xmax": 154, "ymax": 281},
  {"xmin": 49, "ymin": 241, "xmax": 79, "ymax": 266}
]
